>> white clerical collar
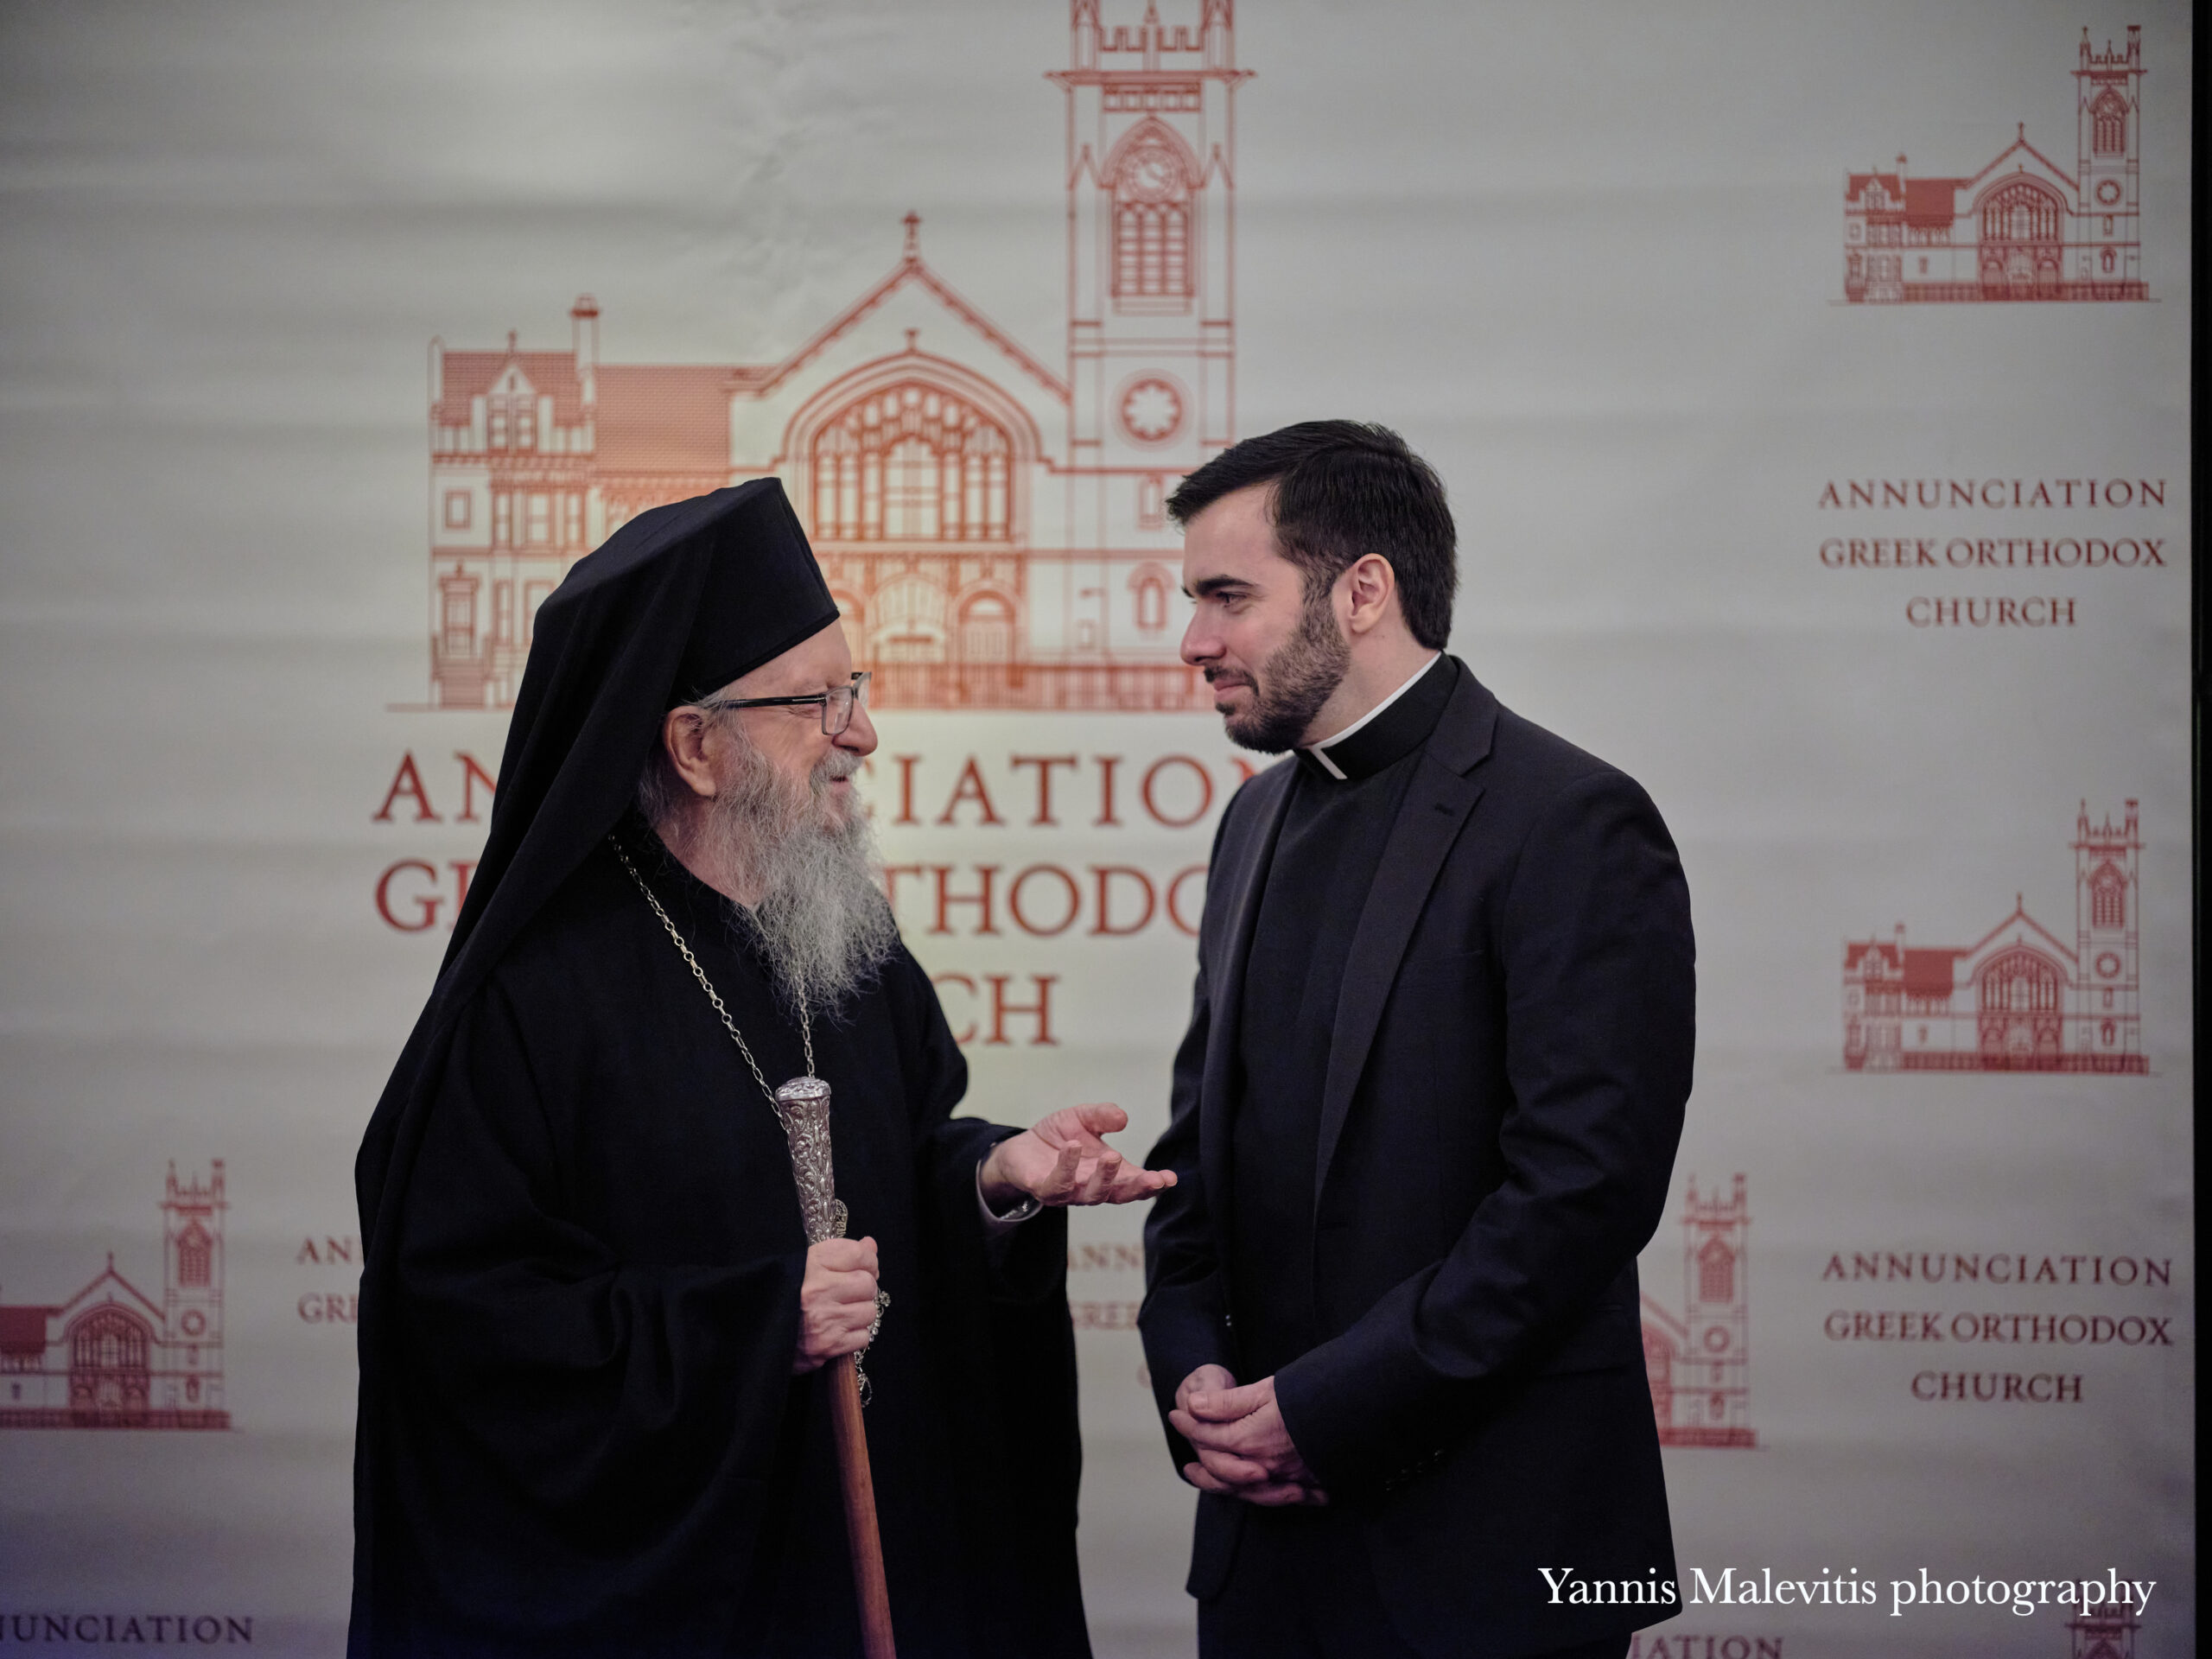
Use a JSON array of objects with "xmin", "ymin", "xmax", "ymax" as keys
[{"xmin": 1302, "ymin": 652, "xmax": 1444, "ymax": 782}]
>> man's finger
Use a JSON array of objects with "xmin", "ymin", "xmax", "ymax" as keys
[
  {"xmin": 1107, "ymin": 1166, "xmax": 1172, "ymax": 1201},
  {"xmin": 1044, "ymin": 1140, "xmax": 1080, "ymax": 1196},
  {"xmin": 1237, "ymin": 1482, "xmax": 1322, "ymax": 1508},
  {"xmin": 1182, "ymin": 1462, "xmax": 1235, "ymax": 1494},
  {"xmin": 1166, "ymin": 1408, "xmax": 1232, "ymax": 1448},
  {"xmin": 1175, "ymin": 1365, "xmax": 1236, "ymax": 1412},
  {"xmin": 1186, "ymin": 1379, "xmax": 1271, "ymax": 1420},
  {"xmin": 1193, "ymin": 1446, "xmax": 1270, "ymax": 1485},
  {"xmin": 1071, "ymin": 1102, "xmax": 1129, "ymax": 1135},
  {"xmin": 1173, "ymin": 1405, "xmax": 1258, "ymax": 1445},
  {"xmin": 1083, "ymin": 1153, "xmax": 1123, "ymax": 1200},
  {"xmin": 1167, "ymin": 1408, "xmax": 1259, "ymax": 1453}
]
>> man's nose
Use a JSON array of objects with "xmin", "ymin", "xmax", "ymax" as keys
[
  {"xmin": 837, "ymin": 696, "xmax": 880, "ymax": 758},
  {"xmin": 1179, "ymin": 613, "xmax": 1219, "ymax": 668}
]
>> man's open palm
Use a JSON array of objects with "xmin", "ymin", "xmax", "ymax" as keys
[{"xmin": 982, "ymin": 1103, "xmax": 1176, "ymax": 1208}]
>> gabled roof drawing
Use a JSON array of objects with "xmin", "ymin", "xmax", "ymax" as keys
[{"xmin": 747, "ymin": 217, "xmax": 1071, "ymax": 404}]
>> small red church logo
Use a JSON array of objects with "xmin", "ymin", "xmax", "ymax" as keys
[
  {"xmin": 1642, "ymin": 1173, "xmax": 1754, "ymax": 1448},
  {"xmin": 2069, "ymin": 1605, "xmax": 2140, "ymax": 1658},
  {"xmin": 1844, "ymin": 25, "xmax": 2146, "ymax": 302},
  {"xmin": 419, "ymin": 2, "xmax": 1247, "ymax": 714},
  {"xmin": 0, "ymin": 1163, "xmax": 230, "ymax": 1430},
  {"xmin": 1843, "ymin": 801, "xmax": 2145, "ymax": 1074}
]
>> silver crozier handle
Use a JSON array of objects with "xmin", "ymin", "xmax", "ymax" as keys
[{"xmin": 772, "ymin": 1076, "xmax": 848, "ymax": 1246}]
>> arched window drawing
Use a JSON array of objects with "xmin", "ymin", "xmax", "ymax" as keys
[
  {"xmin": 871, "ymin": 574, "xmax": 947, "ymax": 662},
  {"xmin": 1978, "ymin": 949, "xmax": 2062, "ymax": 1015},
  {"xmin": 958, "ymin": 592, "xmax": 1016, "ymax": 663},
  {"xmin": 2091, "ymin": 90, "xmax": 2127, "ymax": 156},
  {"xmin": 811, "ymin": 383, "xmax": 1012, "ymax": 543},
  {"xmin": 70, "ymin": 1309, "xmax": 149, "ymax": 1376},
  {"xmin": 1111, "ymin": 129, "xmax": 1196, "ymax": 302},
  {"xmin": 1979, "ymin": 181, "xmax": 2061, "ymax": 245},
  {"xmin": 176, "ymin": 1222, "xmax": 213, "ymax": 1288},
  {"xmin": 2090, "ymin": 865, "xmax": 2126, "ymax": 929},
  {"xmin": 1130, "ymin": 564, "xmax": 1172, "ymax": 632},
  {"xmin": 1697, "ymin": 1238, "xmax": 1735, "ymax": 1305}
]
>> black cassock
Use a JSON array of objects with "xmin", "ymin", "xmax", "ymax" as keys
[{"xmin": 356, "ymin": 838, "xmax": 1088, "ymax": 1657}]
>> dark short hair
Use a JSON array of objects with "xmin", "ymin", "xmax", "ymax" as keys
[{"xmin": 1166, "ymin": 421, "xmax": 1457, "ymax": 649}]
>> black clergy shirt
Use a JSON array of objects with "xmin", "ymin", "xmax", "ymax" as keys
[{"xmin": 1231, "ymin": 655, "xmax": 1457, "ymax": 1382}]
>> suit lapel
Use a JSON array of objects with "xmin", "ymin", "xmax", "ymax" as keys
[
  {"xmin": 1311, "ymin": 667, "xmax": 1499, "ymax": 1214},
  {"xmin": 1199, "ymin": 762, "xmax": 1297, "ymax": 1236}
]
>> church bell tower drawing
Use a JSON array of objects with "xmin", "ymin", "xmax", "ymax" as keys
[
  {"xmin": 160, "ymin": 1160, "xmax": 226, "ymax": 1418},
  {"xmin": 1054, "ymin": 0, "xmax": 1245, "ymax": 556},
  {"xmin": 2073, "ymin": 798, "xmax": 2141, "ymax": 1066},
  {"xmin": 2075, "ymin": 25, "xmax": 2143, "ymax": 291}
]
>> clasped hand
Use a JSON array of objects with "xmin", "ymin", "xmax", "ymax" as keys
[
  {"xmin": 1168, "ymin": 1365, "xmax": 1327, "ymax": 1507},
  {"xmin": 979, "ymin": 1103, "xmax": 1176, "ymax": 1210}
]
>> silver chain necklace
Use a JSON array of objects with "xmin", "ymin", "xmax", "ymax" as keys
[
  {"xmin": 609, "ymin": 832, "xmax": 815, "ymax": 1090},
  {"xmin": 608, "ymin": 832, "xmax": 887, "ymax": 1395}
]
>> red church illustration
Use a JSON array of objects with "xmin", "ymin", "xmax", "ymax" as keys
[
  {"xmin": 2069, "ymin": 1605, "xmax": 2140, "ymax": 1659},
  {"xmin": 1843, "ymin": 800, "xmax": 2144, "ymax": 1074},
  {"xmin": 422, "ymin": 1, "xmax": 1245, "ymax": 712},
  {"xmin": 1844, "ymin": 24, "xmax": 2145, "ymax": 302},
  {"xmin": 1641, "ymin": 1173, "xmax": 1754, "ymax": 1449},
  {"xmin": 0, "ymin": 1163, "xmax": 229, "ymax": 1430}
]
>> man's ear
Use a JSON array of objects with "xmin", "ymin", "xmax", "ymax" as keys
[
  {"xmin": 1341, "ymin": 555, "xmax": 1400, "ymax": 637},
  {"xmin": 663, "ymin": 708, "xmax": 720, "ymax": 799}
]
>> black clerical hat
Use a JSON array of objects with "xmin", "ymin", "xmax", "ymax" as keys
[{"xmin": 557, "ymin": 479, "xmax": 841, "ymax": 709}]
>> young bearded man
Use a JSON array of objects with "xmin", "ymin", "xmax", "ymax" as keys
[{"xmin": 1139, "ymin": 423, "xmax": 1695, "ymax": 1659}]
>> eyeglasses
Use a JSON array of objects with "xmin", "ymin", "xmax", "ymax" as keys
[{"xmin": 698, "ymin": 671, "xmax": 872, "ymax": 736}]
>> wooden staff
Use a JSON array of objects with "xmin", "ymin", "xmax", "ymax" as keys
[
  {"xmin": 775, "ymin": 1077, "xmax": 898, "ymax": 1659},
  {"xmin": 827, "ymin": 1351, "xmax": 896, "ymax": 1659}
]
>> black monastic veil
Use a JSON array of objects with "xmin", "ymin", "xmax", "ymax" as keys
[{"xmin": 350, "ymin": 481, "xmax": 1090, "ymax": 1657}]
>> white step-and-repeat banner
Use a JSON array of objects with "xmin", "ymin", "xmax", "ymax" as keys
[{"xmin": 0, "ymin": 3, "xmax": 2191, "ymax": 1655}]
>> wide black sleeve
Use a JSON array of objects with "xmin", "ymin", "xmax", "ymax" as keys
[
  {"xmin": 1274, "ymin": 769, "xmax": 1694, "ymax": 1491},
  {"xmin": 884, "ymin": 944, "xmax": 1064, "ymax": 1301},
  {"xmin": 890, "ymin": 947, "xmax": 1092, "ymax": 1659},
  {"xmin": 1138, "ymin": 824, "xmax": 1239, "ymax": 1475},
  {"xmin": 388, "ymin": 980, "xmax": 804, "ymax": 1627}
]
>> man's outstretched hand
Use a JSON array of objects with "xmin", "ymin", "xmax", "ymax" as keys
[
  {"xmin": 1168, "ymin": 1368, "xmax": 1326, "ymax": 1507},
  {"xmin": 980, "ymin": 1103, "xmax": 1176, "ymax": 1209}
]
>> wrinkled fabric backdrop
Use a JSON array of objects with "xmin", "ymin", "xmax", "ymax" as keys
[{"xmin": 0, "ymin": 3, "xmax": 2192, "ymax": 1656}]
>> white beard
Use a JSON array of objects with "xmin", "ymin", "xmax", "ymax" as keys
[{"xmin": 702, "ymin": 739, "xmax": 899, "ymax": 1019}]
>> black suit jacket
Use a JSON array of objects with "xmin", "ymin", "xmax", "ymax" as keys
[{"xmin": 1141, "ymin": 664, "xmax": 1694, "ymax": 1658}]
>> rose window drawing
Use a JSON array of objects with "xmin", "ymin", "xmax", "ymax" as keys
[{"xmin": 1119, "ymin": 377, "xmax": 1184, "ymax": 443}]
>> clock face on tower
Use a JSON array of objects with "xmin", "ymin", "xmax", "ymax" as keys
[
  {"xmin": 1121, "ymin": 141, "xmax": 1184, "ymax": 204},
  {"xmin": 2095, "ymin": 178, "xmax": 2124, "ymax": 206},
  {"xmin": 1119, "ymin": 376, "xmax": 1185, "ymax": 445}
]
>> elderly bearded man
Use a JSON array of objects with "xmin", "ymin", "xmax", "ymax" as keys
[
  {"xmin": 352, "ymin": 480, "xmax": 1166, "ymax": 1658},
  {"xmin": 1139, "ymin": 424, "xmax": 1694, "ymax": 1659}
]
